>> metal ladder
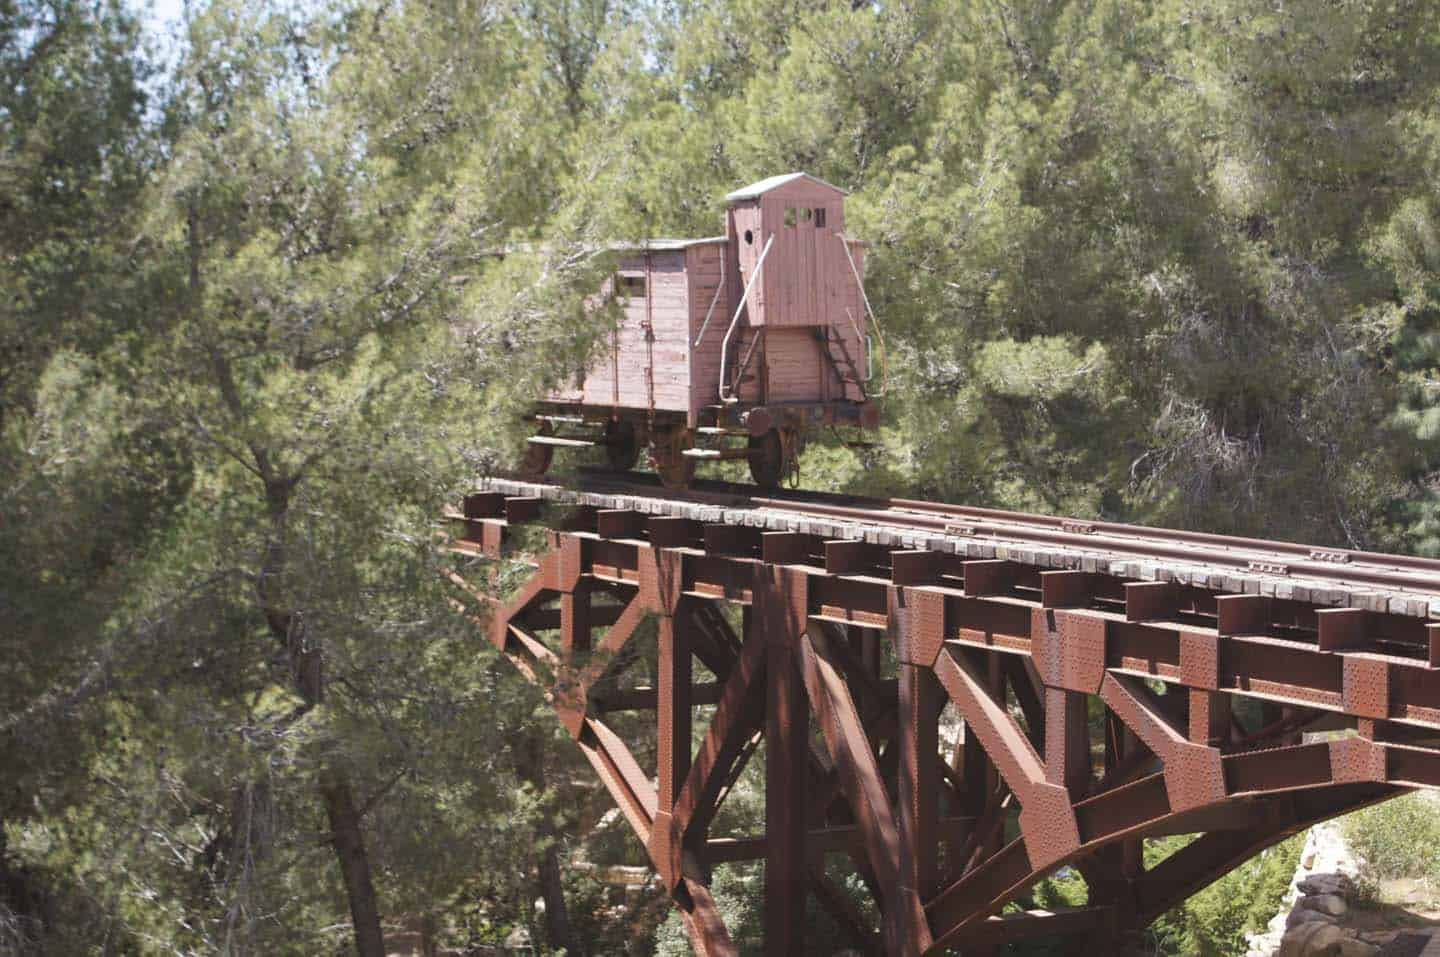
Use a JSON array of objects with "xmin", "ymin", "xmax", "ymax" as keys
[{"xmin": 818, "ymin": 326, "xmax": 867, "ymax": 402}]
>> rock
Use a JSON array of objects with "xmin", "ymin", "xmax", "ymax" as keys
[
  {"xmin": 1256, "ymin": 823, "xmax": 1373, "ymax": 957},
  {"xmin": 1333, "ymin": 939, "xmax": 1379, "ymax": 957},
  {"xmin": 1298, "ymin": 874, "xmax": 1355, "ymax": 898},
  {"xmin": 1286, "ymin": 907, "xmax": 1334, "ymax": 929},
  {"xmin": 1279, "ymin": 922, "xmax": 1347, "ymax": 957},
  {"xmin": 1299, "ymin": 893, "xmax": 1348, "ymax": 917},
  {"xmin": 1280, "ymin": 922, "xmax": 1322, "ymax": 955}
]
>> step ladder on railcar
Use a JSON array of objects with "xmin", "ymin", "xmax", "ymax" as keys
[
  {"xmin": 519, "ymin": 415, "xmax": 641, "ymax": 477},
  {"xmin": 817, "ymin": 324, "xmax": 867, "ymax": 403},
  {"xmin": 685, "ymin": 407, "xmax": 794, "ymax": 489}
]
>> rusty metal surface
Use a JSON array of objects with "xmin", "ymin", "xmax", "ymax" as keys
[
  {"xmin": 443, "ymin": 480, "xmax": 1440, "ymax": 954},
  {"xmin": 480, "ymin": 472, "xmax": 1440, "ymax": 621}
]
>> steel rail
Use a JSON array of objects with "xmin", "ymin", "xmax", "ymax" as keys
[
  {"xmin": 565, "ymin": 469, "xmax": 1440, "ymax": 598},
  {"xmin": 459, "ymin": 471, "xmax": 1440, "ymax": 956},
  {"xmin": 882, "ymin": 497, "xmax": 1440, "ymax": 576},
  {"xmin": 744, "ymin": 497, "xmax": 1440, "ymax": 593}
]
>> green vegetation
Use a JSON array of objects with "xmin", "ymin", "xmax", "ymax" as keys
[
  {"xmin": 1345, "ymin": 794, "xmax": 1440, "ymax": 885},
  {"xmin": 4, "ymin": 0, "xmax": 1440, "ymax": 952},
  {"xmin": 999, "ymin": 837, "xmax": 1302, "ymax": 956},
  {"xmin": 1144, "ymin": 835, "xmax": 1304, "ymax": 957}
]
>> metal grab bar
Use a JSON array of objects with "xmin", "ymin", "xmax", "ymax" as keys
[
  {"xmin": 719, "ymin": 232, "xmax": 775, "ymax": 404},
  {"xmin": 841, "ymin": 235, "xmax": 888, "ymax": 399}
]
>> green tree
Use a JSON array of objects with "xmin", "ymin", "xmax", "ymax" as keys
[
  {"xmin": 5, "ymin": 0, "xmax": 616, "ymax": 951},
  {"xmin": 0, "ymin": 0, "xmax": 149, "ymax": 420},
  {"xmin": 0, "ymin": 0, "xmax": 157, "ymax": 947}
]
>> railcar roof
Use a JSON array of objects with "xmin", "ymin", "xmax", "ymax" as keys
[
  {"xmin": 725, "ymin": 171, "xmax": 848, "ymax": 201},
  {"xmin": 619, "ymin": 236, "xmax": 727, "ymax": 251}
]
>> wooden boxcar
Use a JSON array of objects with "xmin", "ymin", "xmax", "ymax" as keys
[{"xmin": 527, "ymin": 172, "xmax": 883, "ymax": 487}]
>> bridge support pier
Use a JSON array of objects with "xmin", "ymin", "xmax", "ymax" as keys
[
  {"xmin": 448, "ymin": 489, "xmax": 1440, "ymax": 955},
  {"xmin": 760, "ymin": 568, "xmax": 809, "ymax": 955}
]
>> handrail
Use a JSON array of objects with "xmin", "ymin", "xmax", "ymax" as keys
[
  {"xmin": 719, "ymin": 233, "xmax": 775, "ymax": 404},
  {"xmin": 842, "ymin": 308, "xmax": 869, "ymax": 397},
  {"xmin": 841, "ymin": 236, "xmax": 888, "ymax": 399},
  {"xmin": 692, "ymin": 243, "xmax": 728, "ymax": 347}
]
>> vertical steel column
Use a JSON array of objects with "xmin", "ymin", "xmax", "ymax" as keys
[
  {"xmin": 1104, "ymin": 709, "xmax": 1144, "ymax": 880},
  {"xmin": 1189, "ymin": 689, "xmax": 1232, "ymax": 746},
  {"xmin": 657, "ymin": 605, "xmax": 694, "ymax": 808},
  {"xmin": 1045, "ymin": 688, "xmax": 1092, "ymax": 800},
  {"xmin": 556, "ymin": 536, "xmax": 590, "ymax": 737},
  {"xmin": 861, "ymin": 628, "xmax": 882, "ymax": 680},
  {"xmin": 959, "ymin": 720, "xmax": 990, "ymax": 817},
  {"xmin": 758, "ymin": 565, "xmax": 808, "ymax": 956},
  {"xmin": 978, "ymin": 653, "xmax": 1007, "ymax": 861},
  {"xmin": 897, "ymin": 662, "xmax": 941, "ymax": 952},
  {"xmin": 561, "ymin": 582, "xmax": 592, "ymax": 656},
  {"xmin": 651, "ymin": 601, "xmax": 694, "ymax": 888}
]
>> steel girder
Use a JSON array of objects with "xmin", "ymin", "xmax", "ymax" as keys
[{"xmin": 447, "ymin": 498, "xmax": 1440, "ymax": 955}]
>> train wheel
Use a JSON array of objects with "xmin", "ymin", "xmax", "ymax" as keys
[
  {"xmin": 747, "ymin": 428, "xmax": 784, "ymax": 488},
  {"xmin": 519, "ymin": 421, "xmax": 555, "ymax": 477},
  {"xmin": 604, "ymin": 419, "xmax": 640, "ymax": 472},
  {"xmin": 652, "ymin": 427, "xmax": 696, "ymax": 489}
]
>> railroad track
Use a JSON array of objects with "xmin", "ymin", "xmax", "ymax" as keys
[
  {"xmin": 480, "ymin": 468, "xmax": 1440, "ymax": 614},
  {"xmin": 459, "ymin": 468, "xmax": 1440, "ymax": 954}
]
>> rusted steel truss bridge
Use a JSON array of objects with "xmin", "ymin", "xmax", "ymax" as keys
[{"xmin": 443, "ymin": 472, "xmax": 1440, "ymax": 955}]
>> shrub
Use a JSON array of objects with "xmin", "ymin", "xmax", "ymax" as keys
[
  {"xmin": 1144, "ymin": 834, "xmax": 1303, "ymax": 956},
  {"xmin": 1343, "ymin": 793, "xmax": 1440, "ymax": 883}
]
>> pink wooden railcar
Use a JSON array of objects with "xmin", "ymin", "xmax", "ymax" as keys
[{"xmin": 528, "ymin": 172, "xmax": 883, "ymax": 487}]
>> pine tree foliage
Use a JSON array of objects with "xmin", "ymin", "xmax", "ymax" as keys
[{"xmin": 5, "ymin": 0, "xmax": 1440, "ymax": 953}]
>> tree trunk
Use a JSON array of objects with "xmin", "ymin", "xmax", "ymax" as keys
[
  {"xmin": 516, "ymin": 733, "xmax": 581, "ymax": 956},
  {"xmin": 320, "ymin": 767, "xmax": 386, "ymax": 957},
  {"xmin": 251, "ymin": 475, "xmax": 385, "ymax": 955},
  {"xmin": 538, "ymin": 840, "xmax": 577, "ymax": 957}
]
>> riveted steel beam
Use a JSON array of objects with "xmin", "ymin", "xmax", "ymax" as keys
[{"xmin": 444, "ymin": 483, "xmax": 1440, "ymax": 956}]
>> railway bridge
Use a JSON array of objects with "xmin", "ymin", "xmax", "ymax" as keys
[{"xmin": 444, "ymin": 473, "xmax": 1440, "ymax": 955}]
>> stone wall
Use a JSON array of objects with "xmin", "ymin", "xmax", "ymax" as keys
[{"xmin": 1246, "ymin": 822, "xmax": 1375, "ymax": 957}]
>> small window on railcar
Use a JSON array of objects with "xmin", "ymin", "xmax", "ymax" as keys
[
  {"xmin": 784, "ymin": 207, "xmax": 797, "ymax": 228},
  {"xmin": 744, "ymin": 229, "xmax": 754, "ymax": 245},
  {"xmin": 618, "ymin": 275, "xmax": 646, "ymax": 298},
  {"xmin": 814, "ymin": 207, "xmax": 827, "ymax": 228}
]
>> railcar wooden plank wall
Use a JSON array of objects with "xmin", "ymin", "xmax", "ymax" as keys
[
  {"xmin": 445, "ymin": 479, "xmax": 1440, "ymax": 955},
  {"xmin": 554, "ymin": 249, "xmax": 699, "ymax": 415}
]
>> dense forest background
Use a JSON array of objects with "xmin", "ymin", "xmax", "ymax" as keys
[{"xmin": 5, "ymin": 0, "xmax": 1440, "ymax": 953}]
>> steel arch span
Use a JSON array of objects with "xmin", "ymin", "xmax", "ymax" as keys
[{"xmin": 446, "ymin": 478, "xmax": 1440, "ymax": 956}]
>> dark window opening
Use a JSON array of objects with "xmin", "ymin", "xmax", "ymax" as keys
[
  {"xmin": 784, "ymin": 207, "xmax": 797, "ymax": 228},
  {"xmin": 744, "ymin": 229, "xmax": 754, "ymax": 245},
  {"xmin": 815, "ymin": 207, "xmax": 827, "ymax": 228},
  {"xmin": 800, "ymin": 207, "xmax": 812, "ymax": 224},
  {"xmin": 618, "ymin": 275, "xmax": 646, "ymax": 298}
]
